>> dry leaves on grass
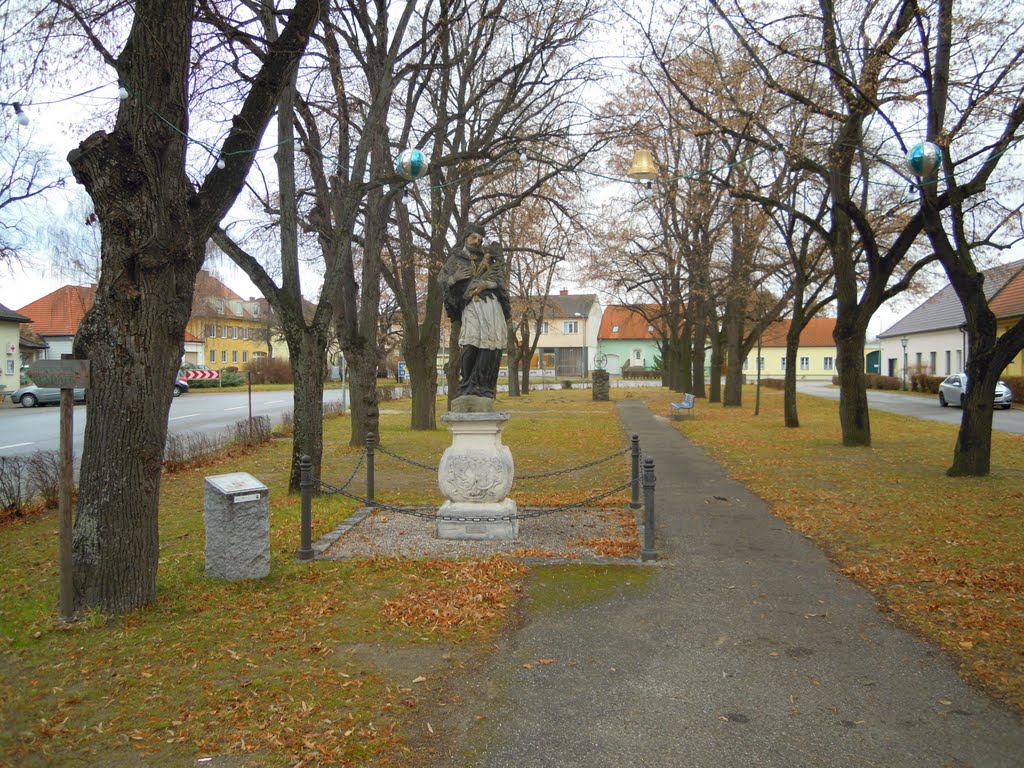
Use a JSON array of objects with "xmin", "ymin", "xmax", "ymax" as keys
[{"xmin": 380, "ymin": 558, "xmax": 525, "ymax": 638}]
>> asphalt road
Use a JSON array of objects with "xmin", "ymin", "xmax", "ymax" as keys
[
  {"xmin": 796, "ymin": 380, "xmax": 1024, "ymax": 434},
  {"xmin": 0, "ymin": 388, "xmax": 349, "ymax": 461}
]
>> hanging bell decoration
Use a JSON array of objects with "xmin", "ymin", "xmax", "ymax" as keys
[{"xmin": 627, "ymin": 148, "xmax": 659, "ymax": 181}]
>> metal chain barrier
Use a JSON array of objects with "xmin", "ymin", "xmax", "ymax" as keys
[
  {"xmin": 335, "ymin": 450, "xmax": 365, "ymax": 491},
  {"xmin": 374, "ymin": 444, "xmax": 438, "ymax": 472},
  {"xmin": 516, "ymin": 446, "xmax": 630, "ymax": 480},
  {"xmin": 318, "ymin": 477, "xmax": 634, "ymax": 523}
]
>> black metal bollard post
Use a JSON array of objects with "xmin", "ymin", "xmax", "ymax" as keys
[
  {"xmin": 297, "ymin": 454, "xmax": 314, "ymax": 561},
  {"xmin": 641, "ymin": 455, "xmax": 657, "ymax": 561},
  {"xmin": 365, "ymin": 432, "xmax": 376, "ymax": 503},
  {"xmin": 630, "ymin": 433, "xmax": 641, "ymax": 511}
]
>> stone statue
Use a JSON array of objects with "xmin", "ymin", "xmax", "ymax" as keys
[{"xmin": 439, "ymin": 222, "xmax": 511, "ymax": 408}]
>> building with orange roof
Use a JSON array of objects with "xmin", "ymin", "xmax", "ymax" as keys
[
  {"xmin": 14, "ymin": 285, "xmax": 96, "ymax": 361},
  {"xmin": 1, "ymin": 301, "xmax": 35, "ymax": 393},
  {"xmin": 185, "ymin": 270, "xmax": 271, "ymax": 368},
  {"xmin": 742, "ymin": 317, "xmax": 840, "ymax": 381},
  {"xmin": 596, "ymin": 305, "xmax": 667, "ymax": 374}
]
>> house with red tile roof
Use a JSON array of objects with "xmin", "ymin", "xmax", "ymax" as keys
[
  {"xmin": 879, "ymin": 259, "xmax": 1024, "ymax": 380},
  {"xmin": 14, "ymin": 285, "xmax": 96, "ymax": 361},
  {"xmin": 748, "ymin": 317, "xmax": 839, "ymax": 381},
  {"xmin": 596, "ymin": 305, "xmax": 666, "ymax": 374}
]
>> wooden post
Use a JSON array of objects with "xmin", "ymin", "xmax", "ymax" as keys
[{"xmin": 59, "ymin": 387, "xmax": 74, "ymax": 619}]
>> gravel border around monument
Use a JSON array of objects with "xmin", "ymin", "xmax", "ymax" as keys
[{"xmin": 317, "ymin": 506, "xmax": 642, "ymax": 562}]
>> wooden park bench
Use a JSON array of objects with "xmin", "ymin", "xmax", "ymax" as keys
[{"xmin": 670, "ymin": 393, "xmax": 696, "ymax": 418}]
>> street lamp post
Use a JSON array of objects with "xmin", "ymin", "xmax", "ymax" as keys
[
  {"xmin": 574, "ymin": 312, "xmax": 586, "ymax": 380},
  {"xmin": 901, "ymin": 335, "xmax": 908, "ymax": 391}
]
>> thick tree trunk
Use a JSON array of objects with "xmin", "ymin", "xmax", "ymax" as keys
[
  {"xmin": 723, "ymin": 298, "xmax": 745, "ymax": 406},
  {"xmin": 708, "ymin": 326, "xmax": 722, "ymax": 404},
  {"xmin": 834, "ymin": 314, "xmax": 871, "ymax": 446},
  {"xmin": 691, "ymin": 303, "xmax": 706, "ymax": 398},
  {"xmin": 783, "ymin": 307, "xmax": 804, "ymax": 428},
  {"xmin": 405, "ymin": 341, "xmax": 438, "ymax": 430},
  {"xmin": 521, "ymin": 362, "xmax": 532, "ymax": 394}
]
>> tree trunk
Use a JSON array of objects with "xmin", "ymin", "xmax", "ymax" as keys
[
  {"xmin": 287, "ymin": 326, "xmax": 327, "ymax": 491},
  {"xmin": 691, "ymin": 301, "xmax": 706, "ymax": 398},
  {"xmin": 346, "ymin": 342, "xmax": 380, "ymax": 447},
  {"xmin": 834, "ymin": 314, "xmax": 871, "ymax": 446},
  {"xmin": 708, "ymin": 326, "xmax": 722, "ymax": 404},
  {"xmin": 507, "ymin": 325, "xmax": 521, "ymax": 398},
  {"xmin": 723, "ymin": 297, "xmax": 745, "ymax": 406},
  {"xmin": 783, "ymin": 306, "xmax": 804, "ymax": 428},
  {"xmin": 521, "ymin": 361, "xmax": 532, "ymax": 394},
  {"xmin": 405, "ymin": 341, "xmax": 438, "ymax": 430}
]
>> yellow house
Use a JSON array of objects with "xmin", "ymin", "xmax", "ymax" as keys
[
  {"xmin": 989, "ymin": 267, "xmax": 1024, "ymax": 377},
  {"xmin": 186, "ymin": 270, "xmax": 271, "ymax": 368},
  {"xmin": 743, "ymin": 317, "xmax": 839, "ymax": 381}
]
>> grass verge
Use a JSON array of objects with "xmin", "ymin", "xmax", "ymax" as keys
[
  {"xmin": 657, "ymin": 385, "xmax": 1024, "ymax": 713},
  {"xmin": 0, "ymin": 388, "xmax": 635, "ymax": 767}
]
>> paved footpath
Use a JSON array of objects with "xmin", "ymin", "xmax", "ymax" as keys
[{"xmin": 454, "ymin": 400, "xmax": 1024, "ymax": 767}]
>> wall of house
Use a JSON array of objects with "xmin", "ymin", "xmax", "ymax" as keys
[
  {"xmin": 996, "ymin": 318, "xmax": 1024, "ymax": 377},
  {"xmin": 880, "ymin": 329, "xmax": 967, "ymax": 382},
  {"xmin": 186, "ymin": 318, "xmax": 269, "ymax": 368},
  {"xmin": 743, "ymin": 345, "xmax": 840, "ymax": 381},
  {"xmin": 597, "ymin": 339, "xmax": 660, "ymax": 373},
  {"xmin": 1, "ymin": 323, "xmax": 21, "ymax": 391}
]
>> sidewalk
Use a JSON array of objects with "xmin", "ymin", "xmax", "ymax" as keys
[{"xmin": 449, "ymin": 399, "xmax": 1024, "ymax": 767}]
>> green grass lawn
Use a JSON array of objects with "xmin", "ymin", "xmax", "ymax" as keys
[{"xmin": 0, "ymin": 388, "xmax": 635, "ymax": 767}]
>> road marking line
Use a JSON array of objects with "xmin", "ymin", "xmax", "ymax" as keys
[
  {"xmin": 0, "ymin": 442, "xmax": 34, "ymax": 450},
  {"xmin": 225, "ymin": 406, "xmax": 247, "ymax": 411},
  {"xmin": 264, "ymin": 400, "xmax": 284, "ymax": 404},
  {"xmin": 169, "ymin": 414, "xmax": 200, "ymax": 421}
]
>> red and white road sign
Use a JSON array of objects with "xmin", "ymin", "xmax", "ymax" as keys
[{"xmin": 184, "ymin": 369, "xmax": 220, "ymax": 380}]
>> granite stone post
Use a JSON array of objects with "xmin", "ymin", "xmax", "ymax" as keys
[
  {"xmin": 592, "ymin": 370, "xmax": 610, "ymax": 400},
  {"xmin": 204, "ymin": 472, "xmax": 270, "ymax": 580}
]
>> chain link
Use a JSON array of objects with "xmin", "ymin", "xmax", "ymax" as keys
[
  {"xmin": 516, "ymin": 447, "xmax": 630, "ymax": 480},
  {"xmin": 374, "ymin": 444, "xmax": 438, "ymax": 472},
  {"xmin": 335, "ymin": 450, "xmax": 365, "ymax": 491},
  {"xmin": 317, "ymin": 478, "xmax": 633, "ymax": 522}
]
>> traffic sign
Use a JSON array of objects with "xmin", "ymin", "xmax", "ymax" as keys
[
  {"xmin": 27, "ymin": 359, "xmax": 90, "ymax": 389},
  {"xmin": 184, "ymin": 369, "xmax": 220, "ymax": 380}
]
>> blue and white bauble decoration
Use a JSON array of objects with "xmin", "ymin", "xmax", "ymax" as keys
[
  {"xmin": 395, "ymin": 148, "xmax": 428, "ymax": 180},
  {"xmin": 905, "ymin": 141, "xmax": 943, "ymax": 177}
]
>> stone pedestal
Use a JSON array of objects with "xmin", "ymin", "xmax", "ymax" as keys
[
  {"xmin": 592, "ymin": 370, "xmax": 610, "ymax": 400},
  {"xmin": 204, "ymin": 472, "xmax": 270, "ymax": 580},
  {"xmin": 437, "ymin": 412, "xmax": 518, "ymax": 540}
]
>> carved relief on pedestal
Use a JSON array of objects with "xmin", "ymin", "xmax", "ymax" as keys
[{"xmin": 438, "ymin": 450, "xmax": 513, "ymax": 503}]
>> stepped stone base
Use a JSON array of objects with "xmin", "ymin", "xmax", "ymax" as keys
[{"xmin": 436, "ymin": 499, "xmax": 519, "ymax": 540}]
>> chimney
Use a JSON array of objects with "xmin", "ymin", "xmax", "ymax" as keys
[{"xmin": 559, "ymin": 288, "xmax": 569, "ymax": 296}]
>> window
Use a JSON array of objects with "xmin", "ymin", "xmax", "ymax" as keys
[
  {"xmin": 915, "ymin": 352, "xmax": 922, "ymax": 368},
  {"xmin": 253, "ymin": 351, "xmax": 267, "ymax": 361},
  {"xmin": 780, "ymin": 356, "xmax": 787, "ymax": 370},
  {"xmin": 210, "ymin": 350, "xmax": 216, "ymax": 363},
  {"xmin": 945, "ymin": 351, "xmax": 951, "ymax": 375},
  {"xmin": 956, "ymin": 350, "xmax": 962, "ymax": 371},
  {"xmin": 633, "ymin": 348, "xmax": 642, "ymax": 362},
  {"xmin": 232, "ymin": 350, "xmax": 238, "ymax": 363},
  {"xmin": 204, "ymin": 324, "xmax": 215, "ymax": 338},
  {"xmin": 217, "ymin": 325, "xmax": 225, "ymax": 338},
  {"xmin": 5, "ymin": 359, "xmax": 13, "ymax": 375},
  {"xmin": 929, "ymin": 351, "xmax": 937, "ymax": 374},
  {"xmin": 221, "ymin": 351, "xmax": 228, "ymax": 363},
  {"xmin": 823, "ymin": 356, "xmax": 834, "ymax": 371},
  {"xmin": 232, "ymin": 326, "xmax": 239, "ymax": 339},
  {"xmin": 540, "ymin": 321, "xmax": 549, "ymax": 334},
  {"xmin": 647, "ymin": 325, "xmax": 654, "ymax": 333},
  {"xmin": 563, "ymin": 320, "xmax": 578, "ymax": 334},
  {"xmin": 242, "ymin": 327, "xmax": 249, "ymax": 340},
  {"xmin": 799, "ymin": 357, "xmax": 809, "ymax": 370},
  {"xmin": 742, "ymin": 358, "xmax": 748, "ymax": 371},
  {"xmin": 611, "ymin": 325, "xmax": 619, "ymax": 333},
  {"xmin": 242, "ymin": 351, "xmax": 248, "ymax": 363}
]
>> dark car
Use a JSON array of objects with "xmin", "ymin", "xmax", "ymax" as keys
[{"xmin": 11, "ymin": 385, "xmax": 87, "ymax": 408}]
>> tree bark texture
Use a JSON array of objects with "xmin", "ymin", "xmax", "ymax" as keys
[{"xmin": 66, "ymin": 0, "xmax": 318, "ymax": 614}]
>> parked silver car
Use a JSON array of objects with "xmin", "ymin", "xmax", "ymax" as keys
[
  {"xmin": 938, "ymin": 373, "xmax": 1013, "ymax": 409},
  {"xmin": 11, "ymin": 385, "xmax": 87, "ymax": 408}
]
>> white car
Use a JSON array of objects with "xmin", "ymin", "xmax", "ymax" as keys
[{"xmin": 938, "ymin": 373, "xmax": 1013, "ymax": 410}]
